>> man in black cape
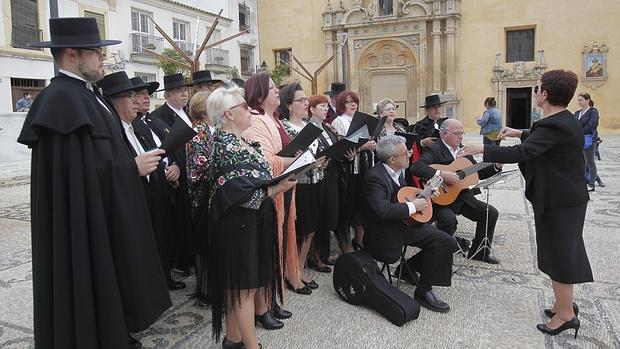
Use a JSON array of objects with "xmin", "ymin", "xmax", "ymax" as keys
[{"xmin": 18, "ymin": 17, "xmax": 171, "ymax": 349}]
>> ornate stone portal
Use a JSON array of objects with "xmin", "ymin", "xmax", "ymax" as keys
[{"xmin": 322, "ymin": 0, "xmax": 460, "ymax": 122}]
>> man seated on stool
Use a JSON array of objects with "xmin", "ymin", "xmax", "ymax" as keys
[
  {"xmin": 409, "ymin": 119, "xmax": 503, "ymax": 264},
  {"xmin": 363, "ymin": 135, "xmax": 458, "ymax": 313}
]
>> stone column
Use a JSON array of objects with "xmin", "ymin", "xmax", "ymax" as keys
[
  {"xmin": 431, "ymin": 19, "xmax": 442, "ymax": 93},
  {"xmin": 445, "ymin": 17, "xmax": 456, "ymax": 92}
]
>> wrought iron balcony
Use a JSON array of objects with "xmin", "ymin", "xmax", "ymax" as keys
[
  {"xmin": 130, "ymin": 33, "xmax": 164, "ymax": 54},
  {"xmin": 174, "ymin": 41, "xmax": 196, "ymax": 54},
  {"xmin": 206, "ymin": 48, "xmax": 229, "ymax": 67}
]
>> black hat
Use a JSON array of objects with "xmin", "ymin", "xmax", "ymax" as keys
[
  {"xmin": 419, "ymin": 95, "xmax": 447, "ymax": 108},
  {"xmin": 130, "ymin": 77, "xmax": 160, "ymax": 95},
  {"xmin": 192, "ymin": 70, "xmax": 222, "ymax": 85},
  {"xmin": 324, "ymin": 82, "xmax": 346, "ymax": 97},
  {"xmin": 29, "ymin": 17, "xmax": 121, "ymax": 48},
  {"xmin": 97, "ymin": 71, "xmax": 141, "ymax": 97},
  {"xmin": 157, "ymin": 73, "xmax": 192, "ymax": 91}
]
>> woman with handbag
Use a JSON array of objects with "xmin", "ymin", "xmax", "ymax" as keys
[{"xmin": 476, "ymin": 97, "xmax": 502, "ymax": 145}]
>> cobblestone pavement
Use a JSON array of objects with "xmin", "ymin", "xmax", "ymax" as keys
[{"xmin": 1, "ymin": 134, "xmax": 619, "ymax": 349}]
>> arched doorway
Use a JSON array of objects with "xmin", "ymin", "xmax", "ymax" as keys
[{"xmin": 357, "ymin": 39, "xmax": 417, "ymax": 121}]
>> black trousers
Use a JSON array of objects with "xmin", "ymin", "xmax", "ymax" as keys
[
  {"xmin": 433, "ymin": 199, "xmax": 498, "ymax": 257},
  {"xmin": 403, "ymin": 223, "xmax": 458, "ymax": 290}
]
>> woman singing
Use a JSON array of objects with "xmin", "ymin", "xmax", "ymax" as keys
[
  {"xmin": 460, "ymin": 70, "xmax": 593, "ymax": 338},
  {"xmin": 204, "ymin": 86, "xmax": 296, "ymax": 349}
]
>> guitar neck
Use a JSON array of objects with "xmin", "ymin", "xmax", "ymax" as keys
[{"xmin": 461, "ymin": 162, "xmax": 493, "ymax": 178}]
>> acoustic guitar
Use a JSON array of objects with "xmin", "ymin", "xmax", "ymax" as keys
[
  {"xmin": 430, "ymin": 157, "xmax": 494, "ymax": 206},
  {"xmin": 397, "ymin": 175, "xmax": 443, "ymax": 226}
]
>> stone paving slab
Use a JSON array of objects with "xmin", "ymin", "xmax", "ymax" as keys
[{"xmin": 1, "ymin": 133, "xmax": 619, "ymax": 349}]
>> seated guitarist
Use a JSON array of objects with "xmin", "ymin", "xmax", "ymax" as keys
[
  {"xmin": 410, "ymin": 119, "xmax": 503, "ymax": 264},
  {"xmin": 363, "ymin": 135, "xmax": 458, "ymax": 313}
]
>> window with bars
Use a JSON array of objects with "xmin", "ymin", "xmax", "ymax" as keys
[
  {"xmin": 506, "ymin": 29, "xmax": 535, "ymax": 63},
  {"xmin": 240, "ymin": 46, "xmax": 254, "ymax": 76},
  {"xmin": 274, "ymin": 48, "xmax": 292, "ymax": 74},
  {"xmin": 239, "ymin": 4, "xmax": 250, "ymax": 31},
  {"xmin": 173, "ymin": 20, "xmax": 188, "ymax": 41},
  {"xmin": 131, "ymin": 9, "xmax": 152, "ymax": 34},
  {"xmin": 11, "ymin": 0, "xmax": 40, "ymax": 50},
  {"xmin": 207, "ymin": 29, "xmax": 222, "ymax": 46}
]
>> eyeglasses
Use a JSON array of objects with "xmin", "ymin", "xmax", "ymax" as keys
[
  {"xmin": 293, "ymin": 97, "xmax": 308, "ymax": 103},
  {"xmin": 534, "ymin": 85, "xmax": 540, "ymax": 94},
  {"xmin": 345, "ymin": 100, "xmax": 357, "ymax": 105},
  {"xmin": 445, "ymin": 129, "xmax": 464, "ymax": 137},
  {"xmin": 228, "ymin": 101, "xmax": 249, "ymax": 111},
  {"xmin": 78, "ymin": 47, "xmax": 105, "ymax": 58},
  {"xmin": 384, "ymin": 107, "xmax": 397, "ymax": 112}
]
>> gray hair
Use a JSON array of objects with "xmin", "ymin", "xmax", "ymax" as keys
[
  {"xmin": 375, "ymin": 98, "xmax": 395, "ymax": 115},
  {"xmin": 376, "ymin": 134, "xmax": 406, "ymax": 163},
  {"xmin": 439, "ymin": 118, "xmax": 461, "ymax": 134},
  {"xmin": 206, "ymin": 86, "xmax": 245, "ymax": 129}
]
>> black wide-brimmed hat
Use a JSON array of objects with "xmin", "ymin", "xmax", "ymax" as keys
[
  {"xmin": 29, "ymin": 17, "xmax": 121, "ymax": 48},
  {"xmin": 97, "ymin": 71, "xmax": 141, "ymax": 97},
  {"xmin": 192, "ymin": 70, "xmax": 222, "ymax": 85},
  {"xmin": 419, "ymin": 95, "xmax": 447, "ymax": 108},
  {"xmin": 324, "ymin": 82, "xmax": 346, "ymax": 97},
  {"xmin": 230, "ymin": 78, "xmax": 245, "ymax": 88},
  {"xmin": 130, "ymin": 77, "xmax": 160, "ymax": 95},
  {"xmin": 156, "ymin": 73, "xmax": 192, "ymax": 91}
]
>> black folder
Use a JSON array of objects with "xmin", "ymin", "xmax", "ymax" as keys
[
  {"xmin": 346, "ymin": 111, "xmax": 376, "ymax": 137},
  {"xmin": 159, "ymin": 120, "xmax": 197, "ymax": 153},
  {"xmin": 372, "ymin": 116, "xmax": 387, "ymax": 139},
  {"xmin": 315, "ymin": 138, "xmax": 357, "ymax": 159},
  {"xmin": 395, "ymin": 131, "xmax": 417, "ymax": 150},
  {"xmin": 277, "ymin": 122, "xmax": 323, "ymax": 157}
]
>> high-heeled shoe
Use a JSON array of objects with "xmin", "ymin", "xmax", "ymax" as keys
[
  {"xmin": 307, "ymin": 259, "xmax": 331, "ymax": 273},
  {"xmin": 255, "ymin": 311, "xmax": 284, "ymax": 330},
  {"xmin": 285, "ymin": 279, "xmax": 312, "ymax": 295},
  {"xmin": 544, "ymin": 302, "xmax": 579, "ymax": 318},
  {"xmin": 302, "ymin": 279, "xmax": 319, "ymax": 289},
  {"xmin": 272, "ymin": 302, "xmax": 292, "ymax": 320},
  {"xmin": 222, "ymin": 337, "xmax": 246, "ymax": 349},
  {"xmin": 536, "ymin": 316, "xmax": 580, "ymax": 339}
]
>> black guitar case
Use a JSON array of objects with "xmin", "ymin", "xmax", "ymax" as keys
[{"xmin": 333, "ymin": 250, "xmax": 420, "ymax": 326}]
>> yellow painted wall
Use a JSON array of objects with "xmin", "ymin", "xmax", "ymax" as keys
[
  {"xmin": 258, "ymin": 0, "xmax": 620, "ymax": 130},
  {"xmin": 459, "ymin": 0, "xmax": 620, "ymax": 130}
]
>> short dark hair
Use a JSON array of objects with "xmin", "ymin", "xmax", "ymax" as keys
[
  {"xmin": 23, "ymin": 91, "xmax": 31, "ymax": 97},
  {"xmin": 50, "ymin": 47, "xmax": 66, "ymax": 64},
  {"xmin": 484, "ymin": 97, "xmax": 496, "ymax": 107},
  {"xmin": 540, "ymin": 70, "xmax": 578, "ymax": 107},
  {"xmin": 578, "ymin": 92, "xmax": 594, "ymax": 107},
  {"xmin": 278, "ymin": 83, "xmax": 303, "ymax": 119},
  {"xmin": 244, "ymin": 72, "xmax": 274, "ymax": 115},
  {"xmin": 335, "ymin": 90, "xmax": 359, "ymax": 115}
]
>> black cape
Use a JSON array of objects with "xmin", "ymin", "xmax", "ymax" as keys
[{"xmin": 18, "ymin": 74, "xmax": 171, "ymax": 349}]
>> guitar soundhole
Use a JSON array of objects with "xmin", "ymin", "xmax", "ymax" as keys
[{"xmin": 456, "ymin": 170, "xmax": 465, "ymax": 180}]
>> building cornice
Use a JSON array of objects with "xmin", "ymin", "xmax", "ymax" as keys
[{"xmin": 132, "ymin": 0, "xmax": 233, "ymax": 22}]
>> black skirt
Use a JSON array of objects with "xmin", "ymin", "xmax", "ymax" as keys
[
  {"xmin": 295, "ymin": 181, "xmax": 324, "ymax": 237},
  {"xmin": 534, "ymin": 203, "xmax": 593, "ymax": 284}
]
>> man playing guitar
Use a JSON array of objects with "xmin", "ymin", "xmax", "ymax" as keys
[
  {"xmin": 410, "ymin": 119, "xmax": 503, "ymax": 264},
  {"xmin": 363, "ymin": 135, "xmax": 458, "ymax": 313}
]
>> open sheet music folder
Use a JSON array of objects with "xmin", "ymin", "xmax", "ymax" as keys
[
  {"xmin": 276, "ymin": 122, "xmax": 323, "ymax": 157},
  {"xmin": 264, "ymin": 149, "xmax": 316, "ymax": 186}
]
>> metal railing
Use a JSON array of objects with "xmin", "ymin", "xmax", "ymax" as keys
[
  {"xmin": 130, "ymin": 33, "xmax": 164, "ymax": 54},
  {"xmin": 174, "ymin": 40, "xmax": 195, "ymax": 54},
  {"xmin": 206, "ymin": 48, "xmax": 229, "ymax": 66}
]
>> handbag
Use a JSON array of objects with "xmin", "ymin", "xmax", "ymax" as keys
[{"xmin": 584, "ymin": 134, "xmax": 593, "ymax": 150}]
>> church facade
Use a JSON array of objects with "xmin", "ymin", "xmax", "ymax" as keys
[{"xmin": 258, "ymin": 0, "xmax": 619, "ymax": 130}]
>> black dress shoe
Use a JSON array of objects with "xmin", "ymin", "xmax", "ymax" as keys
[
  {"xmin": 393, "ymin": 264, "xmax": 419, "ymax": 286},
  {"xmin": 414, "ymin": 289, "xmax": 450, "ymax": 313},
  {"xmin": 222, "ymin": 337, "xmax": 246, "ymax": 349},
  {"xmin": 455, "ymin": 237, "xmax": 471, "ymax": 252},
  {"xmin": 308, "ymin": 259, "xmax": 331, "ymax": 273},
  {"xmin": 272, "ymin": 303, "xmax": 292, "ymax": 320},
  {"xmin": 255, "ymin": 311, "xmax": 284, "ymax": 330},
  {"xmin": 172, "ymin": 267, "xmax": 190, "ymax": 277},
  {"xmin": 544, "ymin": 302, "xmax": 579, "ymax": 318},
  {"xmin": 285, "ymin": 279, "xmax": 312, "ymax": 295},
  {"xmin": 302, "ymin": 279, "xmax": 319, "ymax": 289},
  {"xmin": 536, "ymin": 316, "xmax": 580, "ymax": 339},
  {"xmin": 128, "ymin": 335, "xmax": 142, "ymax": 349},
  {"xmin": 468, "ymin": 252, "xmax": 500, "ymax": 264},
  {"xmin": 168, "ymin": 280, "xmax": 186, "ymax": 290},
  {"xmin": 321, "ymin": 257, "xmax": 337, "ymax": 266}
]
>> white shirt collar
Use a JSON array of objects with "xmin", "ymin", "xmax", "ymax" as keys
[
  {"xmin": 59, "ymin": 68, "xmax": 96, "ymax": 91},
  {"xmin": 442, "ymin": 139, "xmax": 459, "ymax": 159},
  {"xmin": 382, "ymin": 163, "xmax": 402, "ymax": 186},
  {"xmin": 166, "ymin": 102, "xmax": 192, "ymax": 126}
]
